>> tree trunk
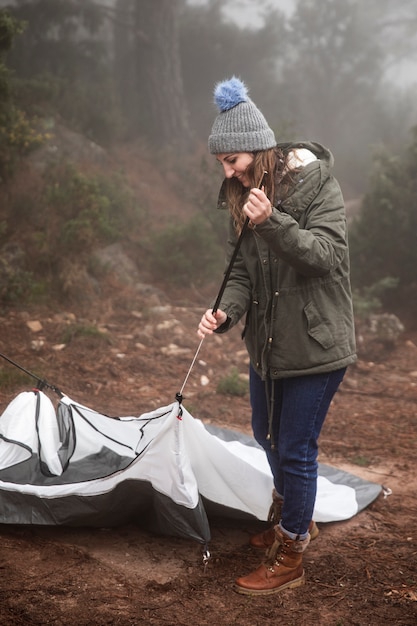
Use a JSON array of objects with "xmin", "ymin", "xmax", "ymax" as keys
[
  {"xmin": 114, "ymin": 0, "xmax": 137, "ymax": 128},
  {"xmin": 114, "ymin": 0, "xmax": 192, "ymax": 150}
]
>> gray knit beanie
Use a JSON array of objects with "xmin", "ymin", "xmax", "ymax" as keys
[{"xmin": 208, "ymin": 76, "xmax": 276, "ymax": 154}]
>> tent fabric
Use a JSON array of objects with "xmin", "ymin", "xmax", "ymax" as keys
[{"xmin": 0, "ymin": 390, "xmax": 382, "ymax": 544}]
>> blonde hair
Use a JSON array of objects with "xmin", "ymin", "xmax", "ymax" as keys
[{"xmin": 224, "ymin": 148, "xmax": 294, "ymax": 234}]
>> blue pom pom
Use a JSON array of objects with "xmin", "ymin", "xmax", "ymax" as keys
[{"xmin": 214, "ymin": 76, "xmax": 248, "ymax": 112}]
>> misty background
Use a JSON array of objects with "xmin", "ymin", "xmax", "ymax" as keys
[{"xmin": 0, "ymin": 0, "xmax": 416, "ymax": 320}]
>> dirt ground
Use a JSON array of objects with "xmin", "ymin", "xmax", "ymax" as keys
[{"xmin": 0, "ymin": 287, "xmax": 416, "ymax": 626}]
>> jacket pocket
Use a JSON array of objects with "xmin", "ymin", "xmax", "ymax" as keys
[{"xmin": 304, "ymin": 301, "xmax": 335, "ymax": 350}]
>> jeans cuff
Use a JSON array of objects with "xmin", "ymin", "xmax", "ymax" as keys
[{"xmin": 279, "ymin": 521, "xmax": 309, "ymax": 542}]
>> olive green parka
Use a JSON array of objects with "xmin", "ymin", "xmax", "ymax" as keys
[{"xmin": 215, "ymin": 141, "xmax": 357, "ymax": 380}]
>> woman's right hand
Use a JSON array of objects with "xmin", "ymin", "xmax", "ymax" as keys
[{"xmin": 197, "ymin": 308, "xmax": 227, "ymax": 339}]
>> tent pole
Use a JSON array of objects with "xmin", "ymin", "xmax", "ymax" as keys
[
  {"xmin": 0, "ymin": 351, "xmax": 63, "ymax": 397},
  {"xmin": 175, "ymin": 171, "xmax": 268, "ymax": 401},
  {"xmin": 211, "ymin": 215, "xmax": 250, "ymax": 315}
]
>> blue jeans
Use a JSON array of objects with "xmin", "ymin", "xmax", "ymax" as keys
[{"xmin": 250, "ymin": 364, "xmax": 346, "ymax": 539}]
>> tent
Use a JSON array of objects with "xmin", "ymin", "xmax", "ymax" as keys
[{"xmin": 0, "ymin": 388, "xmax": 382, "ymax": 546}]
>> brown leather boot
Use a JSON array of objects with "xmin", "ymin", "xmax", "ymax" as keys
[
  {"xmin": 235, "ymin": 527, "xmax": 310, "ymax": 596},
  {"xmin": 249, "ymin": 489, "xmax": 319, "ymax": 548},
  {"xmin": 249, "ymin": 519, "xmax": 319, "ymax": 549}
]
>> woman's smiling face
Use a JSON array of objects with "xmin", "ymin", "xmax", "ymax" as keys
[{"xmin": 216, "ymin": 152, "xmax": 254, "ymax": 188}]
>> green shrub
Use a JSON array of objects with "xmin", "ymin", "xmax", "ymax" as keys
[
  {"xmin": 0, "ymin": 246, "xmax": 33, "ymax": 303},
  {"xmin": 349, "ymin": 127, "xmax": 417, "ymax": 292},
  {"xmin": 216, "ymin": 367, "xmax": 248, "ymax": 397},
  {"xmin": 350, "ymin": 455, "xmax": 371, "ymax": 468},
  {"xmin": 43, "ymin": 164, "xmax": 141, "ymax": 252},
  {"xmin": 61, "ymin": 323, "xmax": 111, "ymax": 345},
  {"xmin": 352, "ymin": 277, "xmax": 399, "ymax": 321},
  {"xmin": 0, "ymin": 11, "xmax": 44, "ymax": 181},
  {"xmin": 0, "ymin": 366, "xmax": 31, "ymax": 391},
  {"xmin": 31, "ymin": 163, "xmax": 142, "ymax": 274},
  {"xmin": 0, "ymin": 162, "xmax": 144, "ymax": 305},
  {"xmin": 0, "ymin": 106, "xmax": 48, "ymax": 152},
  {"xmin": 149, "ymin": 214, "xmax": 223, "ymax": 285}
]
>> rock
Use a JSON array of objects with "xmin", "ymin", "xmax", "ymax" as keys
[
  {"xmin": 27, "ymin": 320, "xmax": 43, "ymax": 332},
  {"xmin": 356, "ymin": 312, "xmax": 405, "ymax": 358},
  {"xmin": 368, "ymin": 313, "xmax": 405, "ymax": 345},
  {"xmin": 156, "ymin": 319, "xmax": 180, "ymax": 331},
  {"xmin": 52, "ymin": 344, "xmax": 66, "ymax": 351},
  {"xmin": 30, "ymin": 339, "xmax": 44, "ymax": 351},
  {"xmin": 28, "ymin": 119, "xmax": 109, "ymax": 173},
  {"xmin": 92, "ymin": 243, "xmax": 140, "ymax": 286},
  {"xmin": 160, "ymin": 344, "xmax": 191, "ymax": 356},
  {"xmin": 52, "ymin": 312, "xmax": 76, "ymax": 324},
  {"xmin": 148, "ymin": 305, "xmax": 172, "ymax": 318},
  {"xmin": 92, "ymin": 243, "xmax": 167, "ymax": 303}
]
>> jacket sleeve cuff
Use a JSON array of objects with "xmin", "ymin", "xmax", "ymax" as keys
[{"xmin": 214, "ymin": 316, "xmax": 232, "ymax": 334}]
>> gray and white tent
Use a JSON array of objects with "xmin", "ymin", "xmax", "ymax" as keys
[{"xmin": 0, "ymin": 389, "xmax": 382, "ymax": 545}]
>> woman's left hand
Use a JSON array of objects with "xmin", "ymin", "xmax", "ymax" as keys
[{"xmin": 243, "ymin": 187, "xmax": 272, "ymax": 225}]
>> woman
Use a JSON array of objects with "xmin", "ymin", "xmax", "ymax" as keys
[{"xmin": 198, "ymin": 76, "xmax": 356, "ymax": 595}]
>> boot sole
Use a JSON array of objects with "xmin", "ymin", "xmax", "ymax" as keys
[{"xmin": 233, "ymin": 571, "xmax": 305, "ymax": 596}]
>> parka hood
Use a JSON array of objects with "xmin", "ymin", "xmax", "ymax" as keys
[{"xmin": 279, "ymin": 141, "xmax": 334, "ymax": 168}]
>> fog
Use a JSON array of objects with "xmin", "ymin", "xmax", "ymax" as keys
[
  {"xmin": 2, "ymin": 0, "xmax": 417, "ymax": 193},
  {"xmin": 188, "ymin": 0, "xmax": 296, "ymax": 26},
  {"xmin": 187, "ymin": 0, "xmax": 417, "ymax": 85},
  {"xmin": 1, "ymin": 0, "xmax": 416, "ymax": 324}
]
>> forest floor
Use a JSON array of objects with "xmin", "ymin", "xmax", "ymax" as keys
[{"xmin": 0, "ymin": 284, "xmax": 416, "ymax": 626}]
